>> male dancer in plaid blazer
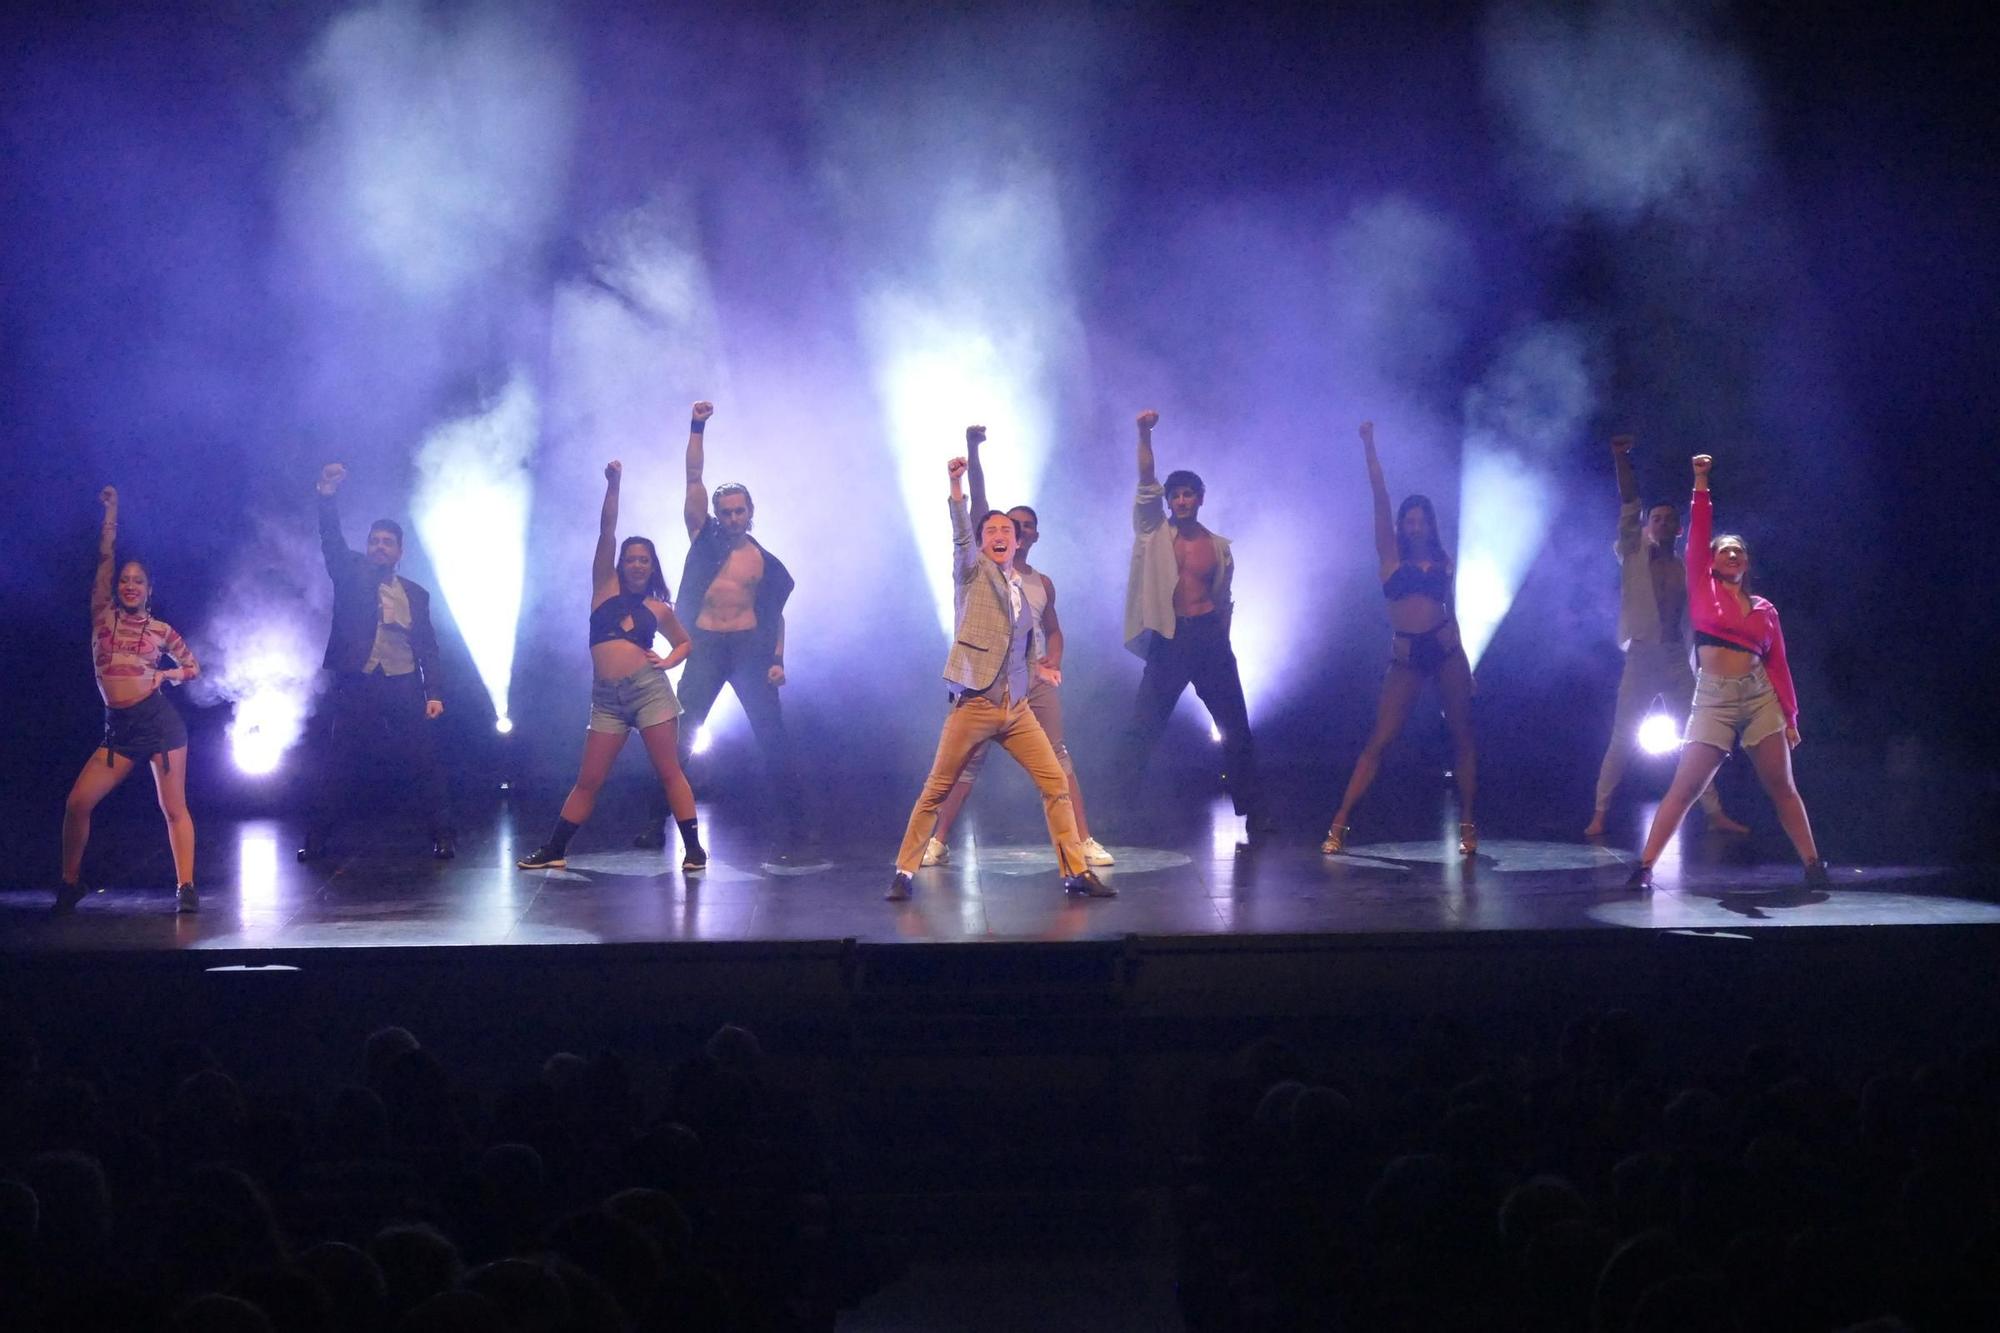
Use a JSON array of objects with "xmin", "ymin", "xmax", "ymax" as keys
[{"xmin": 886, "ymin": 438, "xmax": 1110, "ymax": 902}]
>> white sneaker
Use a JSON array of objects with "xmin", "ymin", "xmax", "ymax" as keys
[
  {"xmin": 1081, "ymin": 838, "xmax": 1115, "ymax": 866},
  {"xmin": 920, "ymin": 837, "xmax": 949, "ymax": 867}
]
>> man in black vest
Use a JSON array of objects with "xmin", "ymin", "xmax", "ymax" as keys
[
  {"xmin": 636, "ymin": 402, "xmax": 804, "ymax": 851},
  {"xmin": 298, "ymin": 463, "xmax": 454, "ymax": 862}
]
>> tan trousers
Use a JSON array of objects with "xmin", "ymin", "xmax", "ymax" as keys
[{"xmin": 895, "ymin": 692, "xmax": 1083, "ymax": 876}]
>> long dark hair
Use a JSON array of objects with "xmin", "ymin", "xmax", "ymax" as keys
[
  {"xmin": 1396, "ymin": 495, "xmax": 1450, "ymax": 567},
  {"xmin": 113, "ymin": 556, "xmax": 154, "ymax": 616},
  {"xmin": 617, "ymin": 537, "xmax": 671, "ymax": 601}
]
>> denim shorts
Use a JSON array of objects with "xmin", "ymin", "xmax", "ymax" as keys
[
  {"xmin": 588, "ymin": 667, "xmax": 681, "ymax": 734},
  {"xmin": 1684, "ymin": 664, "xmax": 1787, "ymax": 753}
]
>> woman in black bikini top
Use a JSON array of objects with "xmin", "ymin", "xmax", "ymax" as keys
[{"xmin": 1322, "ymin": 421, "xmax": 1480, "ymax": 858}]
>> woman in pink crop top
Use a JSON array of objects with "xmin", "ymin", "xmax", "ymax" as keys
[
  {"xmin": 1627, "ymin": 455, "xmax": 1826, "ymax": 891},
  {"xmin": 57, "ymin": 486, "xmax": 202, "ymax": 914}
]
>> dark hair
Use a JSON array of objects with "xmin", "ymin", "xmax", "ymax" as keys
[
  {"xmin": 618, "ymin": 537, "xmax": 671, "ymax": 600},
  {"xmin": 1163, "ymin": 469, "xmax": 1205, "ymax": 500},
  {"xmin": 368, "ymin": 519, "xmax": 404, "ymax": 545},
  {"xmin": 975, "ymin": 509, "xmax": 1023, "ymax": 539},
  {"xmin": 1396, "ymin": 495, "xmax": 1450, "ymax": 565},
  {"xmin": 115, "ymin": 557, "xmax": 154, "ymax": 601},
  {"xmin": 1006, "ymin": 504, "xmax": 1039, "ymax": 526},
  {"xmin": 1709, "ymin": 532, "xmax": 1752, "ymax": 595},
  {"xmin": 712, "ymin": 483, "xmax": 753, "ymax": 511}
]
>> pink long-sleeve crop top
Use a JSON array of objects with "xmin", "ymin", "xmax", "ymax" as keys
[{"xmin": 1686, "ymin": 489, "xmax": 1798, "ymax": 730}]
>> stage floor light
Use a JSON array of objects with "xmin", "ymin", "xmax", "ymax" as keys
[{"xmin": 1638, "ymin": 712, "xmax": 1680, "ymax": 755}]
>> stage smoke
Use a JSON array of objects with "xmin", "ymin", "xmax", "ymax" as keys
[
  {"xmin": 189, "ymin": 517, "xmax": 330, "ymax": 777},
  {"xmin": 1482, "ymin": 0, "xmax": 1765, "ymax": 225},
  {"xmin": 1457, "ymin": 323, "xmax": 1597, "ymax": 666},
  {"xmin": 414, "ymin": 375, "xmax": 538, "ymax": 730}
]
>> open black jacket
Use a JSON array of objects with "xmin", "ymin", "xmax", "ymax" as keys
[{"xmin": 318, "ymin": 494, "xmax": 443, "ymax": 702}]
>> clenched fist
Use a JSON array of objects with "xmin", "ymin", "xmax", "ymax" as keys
[{"xmin": 318, "ymin": 463, "xmax": 348, "ymax": 496}]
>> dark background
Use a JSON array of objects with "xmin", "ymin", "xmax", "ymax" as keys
[{"xmin": 3, "ymin": 0, "xmax": 1995, "ymax": 874}]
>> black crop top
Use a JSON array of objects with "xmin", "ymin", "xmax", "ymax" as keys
[
  {"xmin": 1383, "ymin": 561, "xmax": 1453, "ymax": 607},
  {"xmin": 589, "ymin": 593, "xmax": 658, "ymax": 650}
]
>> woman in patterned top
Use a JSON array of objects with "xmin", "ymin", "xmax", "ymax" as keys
[{"xmin": 58, "ymin": 486, "xmax": 201, "ymax": 914}]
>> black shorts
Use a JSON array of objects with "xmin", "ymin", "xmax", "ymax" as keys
[
  {"xmin": 1393, "ymin": 620, "xmax": 1465, "ymax": 676},
  {"xmin": 102, "ymin": 690, "xmax": 188, "ymax": 767}
]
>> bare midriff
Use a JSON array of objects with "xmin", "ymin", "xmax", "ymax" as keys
[
  {"xmin": 1382, "ymin": 562, "xmax": 1451, "ymax": 635},
  {"xmin": 590, "ymin": 596, "xmax": 661, "ymax": 682},
  {"xmin": 696, "ymin": 541, "xmax": 764, "ymax": 632},
  {"xmin": 94, "ymin": 611, "xmax": 168, "ymax": 709},
  {"xmin": 1172, "ymin": 531, "xmax": 1217, "ymax": 617}
]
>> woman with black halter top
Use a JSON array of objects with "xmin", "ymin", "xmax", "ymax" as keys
[
  {"xmin": 519, "ymin": 461, "xmax": 704, "ymax": 871},
  {"xmin": 1322, "ymin": 421, "xmax": 1479, "ymax": 857}
]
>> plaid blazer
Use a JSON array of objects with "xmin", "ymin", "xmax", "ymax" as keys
[{"xmin": 941, "ymin": 496, "xmax": 1038, "ymax": 693}]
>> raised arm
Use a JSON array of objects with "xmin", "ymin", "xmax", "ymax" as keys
[
  {"xmin": 1136, "ymin": 409, "xmax": 1159, "ymax": 488},
  {"xmin": 1612, "ymin": 435, "xmax": 1642, "ymax": 555},
  {"xmin": 316, "ymin": 464, "xmax": 353, "ymax": 578},
  {"xmin": 1686, "ymin": 454, "xmax": 1714, "ymax": 596},
  {"xmin": 1362, "ymin": 421, "xmax": 1396, "ymax": 569},
  {"xmin": 966, "ymin": 424, "xmax": 989, "ymax": 519},
  {"xmin": 683, "ymin": 400, "xmax": 713, "ymax": 540},
  {"xmin": 1133, "ymin": 410, "xmax": 1164, "ymax": 535},
  {"xmin": 92, "ymin": 486, "xmax": 118, "ymax": 614},
  {"xmin": 595, "ymin": 461, "xmax": 622, "ymax": 592},
  {"xmin": 948, "ymin": 455, "xmax": 976, "ymax": 582}
]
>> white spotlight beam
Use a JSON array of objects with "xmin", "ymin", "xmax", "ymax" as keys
[{"xmin": 414, "ymin": 374, "xmax": 538, "ymax": 729}]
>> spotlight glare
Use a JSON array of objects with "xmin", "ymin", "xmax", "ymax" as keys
[
  {"xmin": 1209, "ymin": 722, "xmax": 1223, "ymax": 744},
  {"xmin": 1638, "ymin": 712, "xmax": 1680, "ymax": 756},
  {"xmin": 494, "ymin": 716, "xmax": 514, "ymax": 735},
  {"xmin": 229, "ymin": 687, "xmax": 307, "ymax": 777},
  {"xmin": 691, "ymin": 725, "xmax": 713, "ymax": 757}
]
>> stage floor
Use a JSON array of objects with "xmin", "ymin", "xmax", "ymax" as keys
[{"xmin": 3, "ymin": 791, "xmax": 1992, "ymax": 953}]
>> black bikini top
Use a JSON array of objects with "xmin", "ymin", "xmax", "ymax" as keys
[
  {"xmin": 589, "ymin": 593, "xmax": 658, "ymax": 650},
  {"xmin": 1383, "ymin": 561, "xmax": 1453, "ymax": 607}
]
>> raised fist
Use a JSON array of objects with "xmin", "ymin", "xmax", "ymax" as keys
[
  {"xmin": 1136, "ymin": 410, "xmax": 1160, "ymax": 432},
  {"xmin": 1359, "ymin": 421, "xmax": 1376, "ymax": 448},
  {"xmin": 691, "ymin": 401, "xmax": 714, "ymax": 423},
  {"xmin": 317, "ymin": 463, "xmax": 347, "ymax": 496},
  {"xmin": 1691, "ymin": 454, "xmax": 1713, "ymax": 476},
  {"xmin": 1611, "ymin": 435, "xmax": 1635, "ymax": 455},
  {"xmin": 966, "ymin": 425, "xmax": 987, "ymax": 447},
  {"xmin": 605, "ymin": 460, "xmax": 622, "ymax": 482},
  {"xmin": 947, "ymin": 456, "xmax": 968, "ymax": 481},
  {"xmin": 99, "ymin": 485, "xmax": 118, "ymax": 508}
]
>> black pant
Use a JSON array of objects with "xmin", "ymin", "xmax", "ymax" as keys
[
  {"xmin": 649, "ymin": 627, "xmax": 804, "ymax": 834},
  {"xmin": 310, "ymin": 670, "xmax": 451, "ymax": 838},
  {"xmin": 1116, "ymin": 612, "xmax": 1261, "ymax": 816}
]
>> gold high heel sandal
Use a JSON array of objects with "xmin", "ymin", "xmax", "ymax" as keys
[
  {"xmin": 1321, "ymin": 824, "xmax": 1351, "ymax": 855},
  {"xmin": 1457, "ymin": 823, "xmax": 1478, "ymax": 856}
]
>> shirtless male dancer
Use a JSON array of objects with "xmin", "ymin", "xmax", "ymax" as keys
[
  {"xmin": 1585, "ymin": 434, "xmax": 1747, "ymax": 838},
  {"xmin": 636, "ymin": 400, "xmax": 804, "ymax": 850},
  {"xmin": 917, "ymin": 426, "xmax": 1114, "ymax": 867},
  {"xmin": 1113, "ymin": 409, "xmax": 1268, "ymax": 832}
]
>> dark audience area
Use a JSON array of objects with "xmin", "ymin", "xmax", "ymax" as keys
[
  {"xmin": 1174, "ymin": 1012, "xmax": 2000, "ymax": 1332},
  {"xmin": 0, "ymin": 1015, "xmax": 891, "ymax": 1332}
]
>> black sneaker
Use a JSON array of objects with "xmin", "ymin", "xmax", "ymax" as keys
[
  {"xmin": 175, "ymin": 884, "xmax": 200, "ymax": 914},
  {"xmin": 681, "ymin": 848, "xmax": 709, "ymax": 872},
  {"xmin": 1624, "ymin": 863, "xmax": 1654, "ymax": 892},
  {"xmin": 517, "ymin": 845, "xmax": 567, "ymax": 870},
  {"xmin": 1803, "ymin": 859, "xmax": 1831, "ymax": 888},
  {"xmin": 52, "ymin": 881, "xmax": 87, "ymax": 915},
  {"xmin": 296, "ymin": 831, "xmax": 327, "ymax": 863},
  {"xmin": 1063, "ymin": 869, "xmax": 1116, "ymax": 898},
  {"xmin": 633, "ymin": 826, "xmax": 667, "ymax": 850},
  {"xmin": 885, "ymin": 871, "xmax": 913, "ymax": 902},
  {"xmin": 431, "ymin": 834, "xmax": 457, "ymax": 861}
]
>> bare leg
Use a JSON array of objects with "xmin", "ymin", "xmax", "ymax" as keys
[
  {"xmin": 557, "ymin": 730, "xmax": 630, "ymax": 827},
  {"xmin": 1635, "ymin": 742, "xmax": 1729, "ymax": 868},
  {"xmin": 1746, "ymin": 731, "xmax": 1819, "ymax": 864},
  {"xmin": 637, "ymin": 719, "xmax": 697, "ymax": 822},
  {"xmin": 150, "ymin": 747, "xmax": 195, "ymax": 885},
  {"xmin": 62, "ymin": 749, "xmax": 136, "ymax": 884},
  {"xmin": 1330, "ymin": 666, "xmax": 1423, "ymax": 829},
  {"xmin": 1436, "ymin": 652, "xmax": 1478, "ymax": 827}
]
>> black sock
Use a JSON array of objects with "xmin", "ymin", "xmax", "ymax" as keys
[
  {"xmin": 547, "ymin": 817, "xmax": 580, "ymax": 855},
  {"xmin": 677, "ymin": 817, "xmax": 703, "ymax": 853}
]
